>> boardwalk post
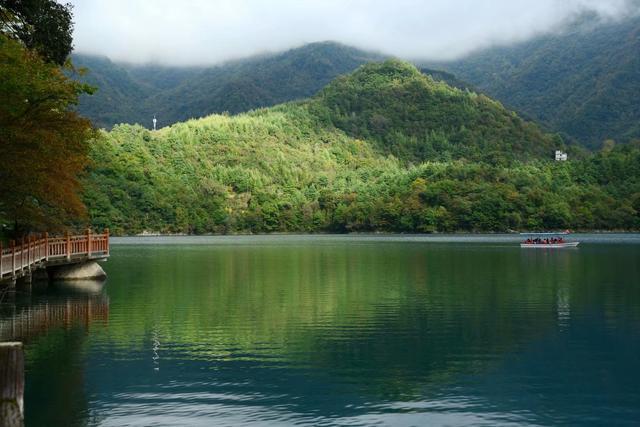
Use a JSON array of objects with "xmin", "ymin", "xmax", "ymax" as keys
[
  {"xmin": 66, "ymin": 232, "xmax": 71, "ymax": 261},
  {"xmin": 27, "ymin": 237, "xmax": 31, "ymax": 272},
  {"xmin": 20, "ymin": 238, "xmax": 24, "ymax": 272},
  {"xmin": 105, "ymin": 229, "xmax": 110, "ymax": 256},
  {"xmin": 10, "ymin": 241, "xmax": 15, "ymax": 278},
  {"xmin": 44, "ymin": 233, "xmax": 49, "ymax": 262},
  {"xmin": 86, "ymin": 228, "xmax": 92, "ymax": 258},
  {"xmin": 0, "ymin": 342, "xmax": 24, "ymax": 426}
]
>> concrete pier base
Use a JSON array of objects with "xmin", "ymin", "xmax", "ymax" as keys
[{"xmin": 48, "ymin": 261, "xmax": 107, "ymax": 281}]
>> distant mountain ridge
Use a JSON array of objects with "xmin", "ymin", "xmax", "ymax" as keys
[
  {"xmin": 73, "ymin": 42, "xmax": 482, "ymax": 130},
  {"xmin": 72, "ymin": 42, "xmax": 385, "ymax": 129},
  {"xmin": 431, "ymin": 15, "xmax": 640, "ymax": 148}
]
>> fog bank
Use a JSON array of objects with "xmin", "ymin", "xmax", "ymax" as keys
[{"xmin": 69, "ymin": 0, "xmax": 639, "ymax": 65}]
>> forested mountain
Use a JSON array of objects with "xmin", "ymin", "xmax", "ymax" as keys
[
  {"xmin": 433, "ymin": 15, "xmax": 640, "ymax": 148},
  {"xmin": 73, "ymin": 42, "xmax": 481, "ymax": 131},
  {"xmin": 70, "ymin": 54, "xmax": 169, "ymax": 129},
  {"xmin": 311, "ymin": 61, "xmax": 558, "ymax": 163},
  {"xmin": 419, "ymin": 68, "xmax": 476, "ymax": 92},
  {"xmin": 73, "ymin": 42, "xmax": 384, "ymax": 129},
  {"xmin": 84, "ymin": 61, "xmax": 639, "ymax": 235}
]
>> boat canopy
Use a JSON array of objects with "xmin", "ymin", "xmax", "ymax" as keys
[{"xmin": 520, "ymin": 231, "xmax": 570, "ymax": 236}]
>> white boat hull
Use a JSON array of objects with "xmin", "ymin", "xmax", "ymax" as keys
[{"xmin": 520, "ymin": 242, "xmax": 580, "ymax": 248}]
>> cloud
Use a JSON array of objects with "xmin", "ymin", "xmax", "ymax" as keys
[{"xmin": 68, "ymin": 0, "xmax": 639, "ymax": 65}]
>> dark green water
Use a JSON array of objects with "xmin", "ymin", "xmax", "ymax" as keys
[{"xmin": 5, "ymin": 235, "xmax": 640, "ymax": 426}]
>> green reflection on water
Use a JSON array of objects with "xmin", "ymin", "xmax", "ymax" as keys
[{"xmin": 14, "ymin": 237, "xmax": 640, "ymax": 426}]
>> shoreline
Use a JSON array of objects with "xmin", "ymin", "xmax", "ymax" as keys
[
  {"xmin": 108, "ymin": 232, "xmax": 640, "ymax": 246},
  {"xmin": 123, "ymin": 230, "xmax": 640, "ymax": 238}
]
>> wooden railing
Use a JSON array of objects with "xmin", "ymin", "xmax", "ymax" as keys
[{"xmin": 0, "ymin": 230, "xmax": 109, "ymax": 281}]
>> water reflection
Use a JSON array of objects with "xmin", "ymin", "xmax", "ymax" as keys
[
  {"xmin": 0, "ymin": 280, "xmax": 109, "ymax": 343},
  {"xmin": 11, "ymin": 237, "xmax": 640, "ymax": 426},
  {"xmin": 152, "ymin": 326, "xmax": 161, "ymax": 372},
  {"xmin": 51, "ymin": 279, "xmax": 107, "ymax": 295},
  {"xmin": 0, "ymin": 279, "xmax": 110, "ymax": 427}
]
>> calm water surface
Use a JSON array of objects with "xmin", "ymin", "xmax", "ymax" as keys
[{"xmin": 3, "ymin": 234, "xmax": 639, "ymax": 426}]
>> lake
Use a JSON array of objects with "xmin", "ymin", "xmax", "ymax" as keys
[{"xmin": 4, "ymin": 234, "xmax": 640, "ymax": 426}]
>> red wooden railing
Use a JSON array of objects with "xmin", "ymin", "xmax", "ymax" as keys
[{"xmin": 0, "ymin": 230, "xmax": 109, "ymax": 280}]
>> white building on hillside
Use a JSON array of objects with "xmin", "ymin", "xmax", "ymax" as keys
[{"xmin": 555, "ymin": 150, "xmax": 568, "ymax": 161}]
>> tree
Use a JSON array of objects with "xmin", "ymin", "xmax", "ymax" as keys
[
  {"xmin": 0, "ymin": 0, "xmax": 73, "ymax": 65},
  {"xmin": 0, "ymin": 35, "xmax": 95, "ymax": 236}
]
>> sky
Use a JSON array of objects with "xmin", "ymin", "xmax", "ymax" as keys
[{"xmin": 69, "ymin": 0, "xmax": 639, "ymax": 65}]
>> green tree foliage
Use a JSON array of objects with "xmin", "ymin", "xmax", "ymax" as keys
[
  {"xmin": 0, "ymin": 0, "xmax": 74, "ymax": 65},
  {"xmin": 84, "ymin": 61, "xmax": 639, "ymax": 235},
  {"xmin": 0, "ymin": 35, "xmax": 94, "ymax": 235},
  {"xmin": 311, "ymin": 60, "xmax": 558, "ymax": 163},
  {"xmin": 435, "ymin": 15, "xmax": 640, "ymax": 148}
]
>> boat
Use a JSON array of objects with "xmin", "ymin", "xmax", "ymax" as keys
[{"xmin": 520, "ymin": 231, "xmax": 580, "ymax": 248}]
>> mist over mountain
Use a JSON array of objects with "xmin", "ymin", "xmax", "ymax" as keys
[
  {"xmin": 69, "ymin": 0, "xmax": 639, "ymax": 65},
  {"xmin": 431, "ymin": 15, "xmax": 640, "ymax": 148}
]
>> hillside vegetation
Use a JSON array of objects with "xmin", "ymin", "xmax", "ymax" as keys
[
  {"xmin": 436, "ymin": 16, "xmax": 640, "ymax": 148},
  {"xmin": 84, "ymin": 61, "xmax": 640, "ymax": 234},
  {"xmin": 311, "ymin": 61, "xmax": 559, "ymax": 163}
]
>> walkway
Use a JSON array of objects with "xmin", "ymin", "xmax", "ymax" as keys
[{"xmin": 0, "ymin": 230, "xmax": 110, "ymax": 284}]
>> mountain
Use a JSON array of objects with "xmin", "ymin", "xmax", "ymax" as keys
[
  {"xmin": 72, "ymin": 42, "xmax": 384, "ymax": 129},
  {"xmin": 432, "ymin": 15, "xmax": 640, "ymax": 148},
  {"xmin": 311, "ymin": 60, "xmax": 558, "ymax": 163},
  {"xmin": 75, "ymin": 18, "xmax": 640, "ymax": 148},
  {"xmin": 146, "ymin": 42, "xmax": 385, "ymax": 124},
  {"xmin": 73, "ymin": 42, "xmax": 480, "ymax": 131},
  {"xmin": 70, "ymin": 54, "xmax": 154, "ymax": 129},
  {"xmin": 419, "ymin": 67, "xmax": 476, "ymax": 92},
  {"xmin": 84, "ymin": 61, "xmax": 639, "ymax": 235}
]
